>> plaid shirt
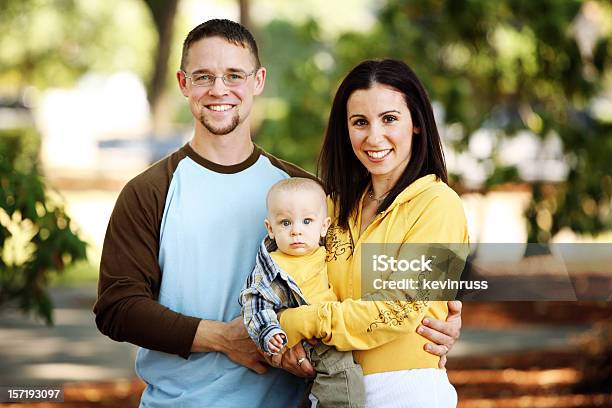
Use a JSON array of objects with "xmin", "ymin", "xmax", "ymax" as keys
[{"xmin": 240, "ymin": 239, "xmax": 308, "ymax": 354}]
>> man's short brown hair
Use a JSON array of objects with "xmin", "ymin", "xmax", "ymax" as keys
[{"xmin": 180, "ymin": 19, "xmax": 261, "ymax": 71}]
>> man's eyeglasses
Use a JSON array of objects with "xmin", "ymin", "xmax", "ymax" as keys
[{"xmin": 182, "ymin": 69, "xmax": 258, "ymax": 87}]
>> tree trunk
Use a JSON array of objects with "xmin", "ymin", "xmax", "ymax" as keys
[
  {"xmin": 239, "ymin": 0, "xmax": 251, "ymax": 30},
  {"xmin": 143, "ymin": 0, "xmax": 180, "ymax": 135}
]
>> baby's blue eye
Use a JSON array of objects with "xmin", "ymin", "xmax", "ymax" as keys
[
  {"xmin": 303, "ymin": 218, "xmax": 312, "ymax": 225},
  {"xmin": 281, "ymin": 220, "xmax": 291, "ymax": 227}
]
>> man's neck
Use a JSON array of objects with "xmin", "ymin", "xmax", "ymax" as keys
[{"xmin": 190, "ymin": 123, "xmax": 254, "ymax": 166}]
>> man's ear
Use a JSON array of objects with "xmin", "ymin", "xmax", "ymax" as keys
[
  {"xmin": 177, "ymin": 70, "xmax": 189, "ymax": 97},
  {"xmin": 321, "ymin": 216, "xmax": 332, "ymax": 237},
  {"xmin": 264, "ymin": 218, "xmax": 274, "ymax": 239},
  {"xmin": 253, "ymin": 67, "xmax": 266, "ymax": 96}
]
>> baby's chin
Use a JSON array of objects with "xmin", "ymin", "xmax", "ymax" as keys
[{"xmin": 280, "ymin": 244, "xmax": 319, "ymax": 256}]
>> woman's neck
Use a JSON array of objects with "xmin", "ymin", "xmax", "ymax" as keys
[{"xmin": 370, "ymin": 174, "xmax": 399, "ymax": 201}]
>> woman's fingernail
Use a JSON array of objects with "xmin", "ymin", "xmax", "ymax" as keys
[
  {"xmin": 417, "ymin": 326, "xmax": 424, "ymax": 334},
  {"xmin": 425, "ymin": 344, "xmax": 432, "ymax": 351},
  {"xmin": 423, "ymin": 318, "xmax": 430, "ymax": 325}
]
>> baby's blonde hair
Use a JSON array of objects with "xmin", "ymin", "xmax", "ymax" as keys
[{"xmin": 266, "ymin": 177, "xmax": 326, "ymax": 212}]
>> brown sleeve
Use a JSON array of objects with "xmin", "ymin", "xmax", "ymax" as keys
[{"xmin": 93, "ymin": 148, "xmax": 200, "ymax": 359}]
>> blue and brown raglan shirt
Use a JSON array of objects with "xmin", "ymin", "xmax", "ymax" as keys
[{"xmin": 94, "ymin": 143, "xmax": 313, "ymax": 408}]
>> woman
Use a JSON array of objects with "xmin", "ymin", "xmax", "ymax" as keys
[{"xmin": 280, "ymin": 59, "xmax": 469, "ymax": 407}]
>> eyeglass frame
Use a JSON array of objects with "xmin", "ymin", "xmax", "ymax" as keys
[{"xmin": 181, "ymin": 68, "xmax": 259, "ymax": 87}]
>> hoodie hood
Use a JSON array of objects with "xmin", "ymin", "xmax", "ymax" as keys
[
  {"xmin": 380, "ymin": 174, "xmax": 439, "ymax": 215},
  {"xmin": 351, "ymin": 174, "xmax": 444, "ymax": 244}
]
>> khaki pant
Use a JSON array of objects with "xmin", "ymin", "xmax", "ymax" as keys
[{"xmin": 302, "ymin": 342, "xmax": 365, "ymax": 408}]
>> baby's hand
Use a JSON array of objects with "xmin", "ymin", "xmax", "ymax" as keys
[{"xmin": 268, "ymin": 333, "xmax": 286, "ymax": 354}]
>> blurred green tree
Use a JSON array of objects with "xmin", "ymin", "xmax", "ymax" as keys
[
  {"xmin": 256, "ymin": 19, "xmax": 335, "ymax": 172},
  {"xmin": 0, "ymin": 127, "xmax": 87, "ymax": 324},
  {"xmin": 0, "ymin": 0, "xmax": 156, "ymax": 90}
]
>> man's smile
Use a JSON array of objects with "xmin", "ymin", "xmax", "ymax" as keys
[{"xmin": 205, "ymin": 104, "xmax": 236, "ymax": 112}]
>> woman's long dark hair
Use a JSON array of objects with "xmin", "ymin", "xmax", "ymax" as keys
[{"xmin": 318, "ymin": 59, "xmax": 447, "ymax": 230}]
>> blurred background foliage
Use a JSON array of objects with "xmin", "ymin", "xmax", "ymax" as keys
[
  {"xmin": 0, "ymin": 0, "xmax": 157, "ymax": 89},
  {"xmin": 0, "ymin": 0, "xmax": 611, "ymax": 322},
  {"xmin": 0, "ymin": 127, "xmax": 87, "ymax": 324}
]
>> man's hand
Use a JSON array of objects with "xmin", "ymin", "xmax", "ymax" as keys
[
  {"xmin": 268, "ymin": 341, "xmax": 315, "ymax": 378},
  {"xmin": 416, "ymin": 300, "xmax": 462, "ymax": 368},
  {"xmin": 191, "ymin": 317, "xmax": 268, "ymax": 374}
]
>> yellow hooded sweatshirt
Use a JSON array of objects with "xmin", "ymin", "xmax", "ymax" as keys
[{"xmin": 280, "ymin": 174, "xmax": 469, "ymax": 375}]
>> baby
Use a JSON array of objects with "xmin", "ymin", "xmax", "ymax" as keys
[{"xmin": 240, "ymin": 177, "xmax": 364, "ymax": 408}]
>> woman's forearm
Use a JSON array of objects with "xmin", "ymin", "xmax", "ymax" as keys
[{"xmin": 280, "ymin": 298, "xmax": 430, "ymax": 351}]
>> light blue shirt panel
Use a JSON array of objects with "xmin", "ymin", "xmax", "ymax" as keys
[{"xmin": 135, "ymin": 155, "xmax": 305, "ymax": 408}]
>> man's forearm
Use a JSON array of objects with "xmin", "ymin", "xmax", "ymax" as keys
[
  {"xmin": 95, "ymin": 296, "xmax": 201, "ymax": 359},
  {"xmin": 191, "ymin": 319, "xmax": 227, "ymax": 353},
  {"xmin": 192, "ymin": 317, "xmax": 269, "ymax": 374}
]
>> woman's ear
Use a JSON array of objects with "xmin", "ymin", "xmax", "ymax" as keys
[
  {"xmin": 413, "ymin": 126, "xmax": 421, "ymax": 135},
  {"xmin": 264, "ymin": 219, "xmax": 274, "ymax": 239}
]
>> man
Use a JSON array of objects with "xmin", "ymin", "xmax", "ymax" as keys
[{"xmin": 94, "ymin": 19, "xmax": 462, "ymax": 407}]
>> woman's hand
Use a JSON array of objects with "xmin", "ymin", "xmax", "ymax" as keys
[{"xmin": 416, "ymin": 300, "xmax": 462, "ymax": 368}]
